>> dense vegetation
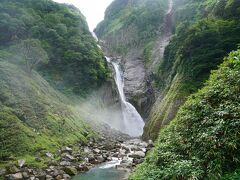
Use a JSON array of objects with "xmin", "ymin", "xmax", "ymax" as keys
[
  {"xmin": 0, "ymin": 0, "xmax": 109, "ymax": 95},
  {"xmin": 95, "ymin": 0, "xmax": 240, "ymax": 140},
  {"xmin": 0, "ymin": 61, "xmax": 93, "ymax": 167},
  {"xmin": 97, "ymin": 1, "xmax": 240, "ymax": 178},
  {"xmin": 130, "ymin": 49, "xmax": 240, "ymax": 179},
  {"xmin": 0, "ymin": 0, "xmax": 107, "ymax": 167},
  {"xmin": 144, "ymin": 0, "xmax": 240, "ymax": 140},
  {"xmin": 95, "ymin": 0, "xmax": 168, "ymax": 54}
]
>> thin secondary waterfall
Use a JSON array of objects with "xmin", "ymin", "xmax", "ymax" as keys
[{"xmin": 107, "ymin": 57, "xmax": 145, "ymax": 137}]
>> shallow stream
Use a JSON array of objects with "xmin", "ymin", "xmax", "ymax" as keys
[{"xmin": 72, "ymin": 158, "xmax": 128, "ymax": 180}]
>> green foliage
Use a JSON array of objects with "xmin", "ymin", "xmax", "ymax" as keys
[
  {"xmin": 0, "ymin": 61, "xmax": 92, "ymax": 165},
  {"xmin": 157, "ymin": 18, "xmax": 240, "ymax": 89},
  {"xmin": 0, "ymin": 0, "xmax": 106, "ymax": 168},
  {"xmin": 130, "ymin": 49, "xmax": 240, "ymax": 179},
  {"xmin": 144, "ymin": 0, "xmax": 240, "ymax": 140},
  {"xmin": 95, "ymin": 0, "xmax": 168, "ymax": 54},
  {"xmin": 14, "ymin": 39, "xmax": 49, "ymax": 73},
  {"xmin": 0, "ymin": 0, "xmax": 110, "ymax": 94},
  {"xmin": 143, "ymin": 41, "xmax": 154, "ymax": 66}
]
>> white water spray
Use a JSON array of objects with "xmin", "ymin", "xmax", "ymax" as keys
[
  {"xmin": 110, "ymin": 59, "xmax": 145, "ymax": 137},
  {"xmin": 92, "ymin": 32, "xmax": 144, "ymax": 137}
]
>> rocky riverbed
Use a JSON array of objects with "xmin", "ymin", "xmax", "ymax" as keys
[{"xmin": 1, "ymin": 133, "xmax": 154, "ymax": 180}]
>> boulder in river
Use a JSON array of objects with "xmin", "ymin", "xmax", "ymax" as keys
[
  {"xmin": 97, "ymin": 155, "xmax": 105, "ymax": 163},
  {"xmin": 63, "ymin": 166, "xmax": 77, "ymax": 176},
  {"xmin": 77, "ymin": 163, "xmax": 90, "ymax": 172}
]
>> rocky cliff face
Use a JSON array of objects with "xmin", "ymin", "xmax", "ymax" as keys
[
  {"xmin": 95, "ymin": 0, "xmax": 168, "ymax": 118},
  {"xmin": 123, "ymin": 49, "xmax": 154, "ymax": 119},
  {"xmin": 96, "ymin": 0, "xmax": 240, "ymax": 141}
]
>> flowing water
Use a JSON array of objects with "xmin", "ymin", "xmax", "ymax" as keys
[
  {"xmin": 72, "ymin": 158, "xmax": 127, "ymax": 180},
  {"xmin": 110, "ymin": 60, "xmax": 145, "ymax": 137}
]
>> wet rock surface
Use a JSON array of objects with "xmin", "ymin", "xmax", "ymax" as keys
[
  {"xmin": 122, "ymin": 53, "xmax": 155, "ymax": 119},
  {"xmin": 2, "ymin": 131, "xmax": 154, "ymax": 180}
]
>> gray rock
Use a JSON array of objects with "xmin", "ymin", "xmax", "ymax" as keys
[
  {"xmin": 29, "ymin": 176, "xmax": 36, "ymax": 180},
  {"xmin": 131, "ymin": 146, "xmax": 142, "ymax": 151},
  {"xmin": 35, "ymin": 170, "xmax": 46, "ymax": 180},
  {"xmin": 61, "ymin": 153, "xmax": 75, "ymax": 161},
  {"xmin": 9, "ymin": 172, "xmax": 23, "ymax": 179},
  {"xmin": 60, "ymin": 161, "xmax": 71, "ymax": 166},
  {"xmin": 48, "ymin": 160, "xmax": 58, "ymax": 166},
  {"xmin": 52, "ymin": 169, "xmax": 61, "ymax": 177},
  {"xmin": 0, "ymin": 168, "xmax": 6, "ymax": 176},
  {"xmin": 63, "ymin": 174, "xmax": 71, "ymax": 179},
  {"xmin": 55, "ymin": 175, "xmax": 62, "ymax": 180},
  {"xmin": 27, "ymin": 169, "xmax": 33, "ymax": 174},
  {"xmin": 121, "ymin": 144, "xmax": 131, "ymax": 152},
  {"xmin": 46, "ymin": 152, "xmax": 54, "ymax": 158},
  {"xmin": 17, "ymin": 159, "xmax": 26, "ymax": 168},
  {"xmin": 45, "ymin": 168, "xmax": 52, "ymax": 173},
  {"xmin": 63, "ymin": 166, "xmax": 77, "ymax": 176},
  {"xmin": 45, "ymin": 175, "xmax": 53, "ymax": 180},
  {"xmin": 61, "ymin": 147, "xmax": 73, "ymax": 154},
  {"xmin": 93, "ymin": 148, "xmax": 100, "ymax": 154},
  {"xmin": 123, "ymin": 54, "xmax": 153, "ymax": 117},
  {"xmin": 97, "ymin": 155, "xmax": 105, "ymax": 163},
  {"xmin": 78, "ymin": 164, "xmax": 89, "ymax": 172},
  {"xmin": 139, "ymin": 142, "xmax": 148, "ymax": 148},
  {"xmin": 87, "ymin": 154, "xmax": 95, "ymax": 162},
  {"xmin": 129, "ymin": 151, "xmax": 145, "ymax": 159},
  {"xmin": 133, "ymin": 158, "xmax": 144, "ymax": 164},
  {"xmin": 147, "ymin": 140, "xmax": 154, "ymax": 148},
  {"xmin": 84, "ymin": 147, "xmax": 91, "ymax": 153},
  {"xmin": 22, "ymin": 172, "xmax": 29, "ymax": 178}
]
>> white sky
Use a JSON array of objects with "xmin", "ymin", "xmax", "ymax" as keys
[{"xmin": 53, "ymin": 0, "xmax": 113, "ymax": 31}]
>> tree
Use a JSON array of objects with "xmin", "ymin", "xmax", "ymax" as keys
[{"xmin": 19, "ymin": 39, "xmax": 49, "ymax": 73}]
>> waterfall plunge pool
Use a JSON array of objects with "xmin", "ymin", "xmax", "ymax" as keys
[{"xmin": 72, "ymin": 158, "xmax": 128, "ymax": 180}]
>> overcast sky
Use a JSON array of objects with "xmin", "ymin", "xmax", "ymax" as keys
[{"xmin": 53, "ymin": 0, "xmax": 113, "ymax": 31}]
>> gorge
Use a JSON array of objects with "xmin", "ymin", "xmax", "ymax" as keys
[{"xmin": 0, "ymin": 0, "xmax": 240, "ymax": 179}]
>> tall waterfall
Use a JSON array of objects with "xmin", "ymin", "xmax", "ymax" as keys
[{"xmin": 107, "ymin": 57, "xmax": 145, "ymax": 137}]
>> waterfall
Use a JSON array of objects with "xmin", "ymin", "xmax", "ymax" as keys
[
  {"xmin": 109, "ymin": 59, "xmax": 145, "ymax": 137},
  {"xmin": 92, "ymin": 32, "xmax": 144, "ymax": 137}
]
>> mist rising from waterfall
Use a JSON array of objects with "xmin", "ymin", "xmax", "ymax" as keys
[
  {"xmin": 110, "ymin": 59, "xmax": 144, "ymax": 137},
  {"xmin": 89, "ymin": 32, "xmax": 144, "ymax": 137}
]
